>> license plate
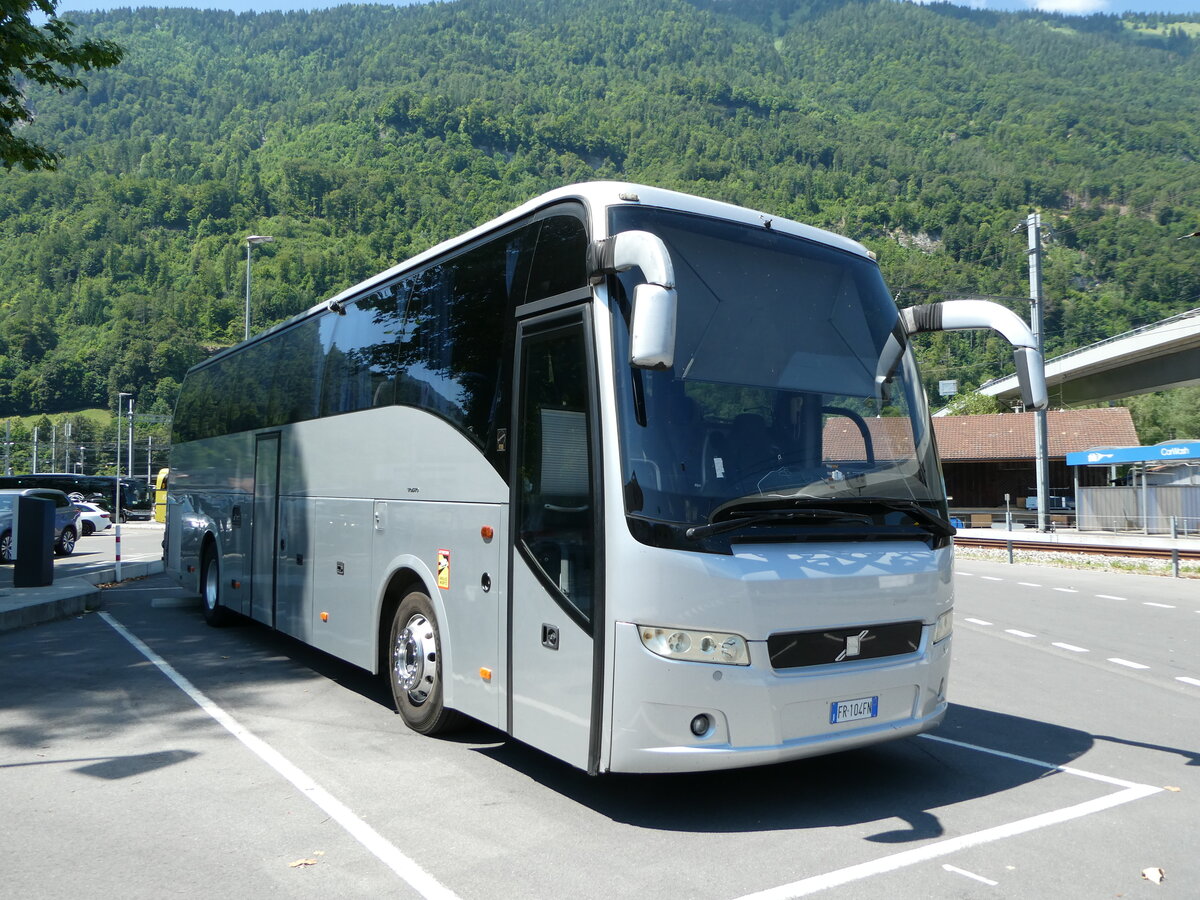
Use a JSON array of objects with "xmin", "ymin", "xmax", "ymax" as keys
[{"xmin": 830, "ymin": 695, "xmax": 879, "ymax": 724}]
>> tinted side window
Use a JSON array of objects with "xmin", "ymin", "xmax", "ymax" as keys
[
  {"xmin": 230, "ymin": 340, "xmax": 276, "ymax": 433},
  {"xmin": 397, "ymin": 234, "xmax": 527, "ymax": 444},
  {"xmin": 526, "ymin": 215, "xmax": 588, "ymax": 302},
  {"xmin": 270, "ymin": 317, "xmax": 325, "ymax": 425},
  {"xmin": 172, "ymin": 370, "xmax": 199, "ymax": 443},
  {"xmin": 320, "ymin": 285, "xmax": 405, "ymax": 417},
  {"xmin": 172, "ymin": 211, "xmax": 587, "ymax": 445},
  {"xmin": 175, "ymin": 365, "xmax": 224, "ymax": 442},
  {"xmin": 393, "ymin": 212, "xmax": 587, "ymax": 448}
]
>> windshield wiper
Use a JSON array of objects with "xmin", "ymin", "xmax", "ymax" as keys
[
  {"xmin": 801, "ymin": 496, "xmax": 956, "ymax": 539},
  {"xmin": 685, "ymin": 508, "xmax": 873, "ymax": 541},
  {"xmin": 684, "ymin": 496, "xmax": 955, "ymax": 542},
  {"xmin": 870, "ymin": 498, "xmax": 956, "ymax": 538}
]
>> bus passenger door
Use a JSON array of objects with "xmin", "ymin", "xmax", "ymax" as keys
[
  {"xmin": 509, "ymin": 311, "xmax": 602, "ymax": 773},
  {"xmin": 251, "ymin": 433, "xmax": 281, "ymax": 626}
]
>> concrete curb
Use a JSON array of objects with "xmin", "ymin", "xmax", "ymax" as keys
[{"xmin": 0, "ymin": 559, "xmax": 165, "ymax": 634}]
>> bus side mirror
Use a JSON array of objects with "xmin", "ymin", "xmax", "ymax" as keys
[
  {"xmin": 630, "ymin": 283, "xmax": 677, "ymax": 370},
  {"xmin": 900, "ymin": 299, "xmax": 1048, "ymax": 411},
  {"xmin": 589, "ymin": 230, "xmax": 677, "ymax": 370},
  {"xmin": 1012, "ymin": 346, "xmax": 1047, "ymax": 411}
]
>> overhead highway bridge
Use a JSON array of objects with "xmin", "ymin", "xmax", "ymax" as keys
[{"xmin": 980, "ymin": 307, "xmax": 1200, "ymax": 406}]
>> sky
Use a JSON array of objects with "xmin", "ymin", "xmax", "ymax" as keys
[{"xmin": 51, "ymin": 1, "xmax": 1200, "ymax": 18}]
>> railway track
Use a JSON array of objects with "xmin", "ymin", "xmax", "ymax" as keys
[{"xmin": 953, "ymin": 535, "xmax": 1200, "ymax": 562}]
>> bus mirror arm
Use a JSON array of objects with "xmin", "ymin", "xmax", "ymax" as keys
[
  {"xmin": 590, "ymin": 231, "xmax": 678, "ymax": 370},
  {"xmin": 900, "ymin": 299, "xmax": 1048, "ymax": 410}
]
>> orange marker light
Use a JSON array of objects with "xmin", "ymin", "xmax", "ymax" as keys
[
  {"xmin": 231, "ymin": 580, "xmax": 241, "ymax": 589},
  {"xmin": 320, "ymin": 611, "xmax": 329, "ymax": 622},
  {"xmin": 480, "ymin": 525, "xmax": 494, "ymax": 541},
  {"xmin": 479, "ymin": 667, "xmax": 492, "ymax": 682}
]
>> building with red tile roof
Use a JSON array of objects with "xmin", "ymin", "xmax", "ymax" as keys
[
  {"xmin": 934, "ymin": 408, "xmax": 1138, "ymax": 509},
  {"xmin": 823, "ymin": 407, "xmax": 1138, "ymax": 509}
]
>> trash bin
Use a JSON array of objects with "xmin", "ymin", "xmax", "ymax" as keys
[{"xmin": 14, "ymin": 495, "xmax": 54, "ymax": 588}]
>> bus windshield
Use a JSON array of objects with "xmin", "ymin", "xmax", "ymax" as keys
[{"xmin": 609, "ymin": 206, "xmax": 944, "ymax": 541}]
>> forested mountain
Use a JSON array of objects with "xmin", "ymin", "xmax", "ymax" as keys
[{"xmin": 3, "ymin": 0, "xmax": 1199, "ymax": 424}]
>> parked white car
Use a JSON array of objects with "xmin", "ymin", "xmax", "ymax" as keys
[{"xmin": 73, "ymin": 501, "xmax": 113, "ymax": 536}]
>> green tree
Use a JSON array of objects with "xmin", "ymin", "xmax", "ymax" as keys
[
  {"xmin": 1123, "ymin": 388, "xmax": 1200, "ymax": 445},
  {"xmin": 1, "ymin": 0, "xmax": 123, "ymax": 170},
  {"xmin": 941, "ymin": 391, "xmax": 1007, "ymax": 416}
]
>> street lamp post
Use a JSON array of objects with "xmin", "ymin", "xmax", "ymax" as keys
[
  {"xmin": 245, "ymin": 234, "xmax": 274, "ymax": 341},
  {"xmin": 126, "ymin": 396, "xmax": 134, "ymax": 481},
  {"xmin": 116, "ymin": 392, "xmax": 131, "ymax": 581}
]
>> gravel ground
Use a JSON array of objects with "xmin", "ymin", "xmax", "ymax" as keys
[{"xmin": 954, "ymin": 545, "xmax": 1200, "ymax": 579}]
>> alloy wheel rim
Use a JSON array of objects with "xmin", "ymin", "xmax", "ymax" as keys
[
  {"xmin": 204, "ymin": 562, "xmax": 218, "ymax": 611},
  {"xmin": 394, "ymin": 613, "xmax": 437, "ymax": 704}
]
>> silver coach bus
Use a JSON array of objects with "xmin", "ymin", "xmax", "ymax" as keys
[{"xmin": 167, "ymin": 183, "xmax": 1046, "ymax": 774}]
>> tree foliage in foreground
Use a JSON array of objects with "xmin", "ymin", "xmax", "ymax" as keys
[
  {"xmin": 0, "ymin": 0, "xmax": 124, "ymax": 171},
  {"xmin": 0, "ymin": 0, "xmax": 1198, "ymax": 433}
]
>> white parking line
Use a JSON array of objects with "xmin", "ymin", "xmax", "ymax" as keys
[
  {"xmin": 1052, "ymin": 642, "xmax": 1089, "ymax": 653},
  {"xmin": 1108, "ymin": 658, "xmax": 1150, "ymax": 670},
  {"xmin": 942, "ymin": 864, "xmax": 998, "ymax": 886},
  {"xmin": 1006, "ymin": 629, "xmax": 1037, "ymax": 638},
  {"xmin": 1097, "ymin": 595, "xmax": 1125, "ymax": 601},
  {"xmin": 1053, "ymin": 588, "xmax": 1078, "ymax": 594},
  {"xmin": 98, "ymin": 612, "xmax": 461, "ymax": 900},
  {"xmin": 981, "ymin": 576, "xmax": 1003, "ymax": 581},
  {"xmin": 734, "ymin": 735, "xmax": 1160, "ymax": 899},
  {"xmin": 965, "ymin": 618, "xmax": 993, "ymax": 626},
  {"xmin": 1018, "ymin": 582, "xmax": 1041, "ymax": 588},
  {"xmin": 1177, "ymin": 677, "xmax": 1200, "ymax": 688},
  {"xmin": 1143, "ymin": 602, "xmax": 1175, "ymax": 609}
]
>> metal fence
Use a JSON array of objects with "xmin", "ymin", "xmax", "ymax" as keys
[{"xmin": 1077, "ymin": 486, "xmax": 1200, "ymax": 535}]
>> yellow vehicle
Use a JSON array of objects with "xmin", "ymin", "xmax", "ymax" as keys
[{"xmin": 154, "ymin": 468, "xmax": 169, "ymax": 523}]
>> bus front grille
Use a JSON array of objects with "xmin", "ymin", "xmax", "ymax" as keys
[{"xmin": 767, "ymin": 621, "xmax": 923, "ymax": 670}]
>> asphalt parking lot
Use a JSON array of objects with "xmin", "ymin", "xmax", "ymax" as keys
[{"xmin": 1, "ymin": 557, "xmax": 1195, "ymax": 898}]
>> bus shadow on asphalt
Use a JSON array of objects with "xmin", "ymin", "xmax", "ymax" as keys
[{"xmin": 472, "ymin": 703, "xmax": 1101, "ymax": 838}]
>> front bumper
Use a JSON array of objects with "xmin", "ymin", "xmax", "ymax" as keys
[{"xmin": 607, "ymin": 621, "xmax": 951, "ymax": 773}]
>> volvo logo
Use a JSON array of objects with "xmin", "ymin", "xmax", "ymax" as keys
[{"xmin": 835, "ymin": 629, "xmax": 871, "ymax": 662}]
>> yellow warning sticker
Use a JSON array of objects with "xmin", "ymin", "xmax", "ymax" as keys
[{"xmin": 436, "ymin": 549, "xmax": 450, "ymax": 590}]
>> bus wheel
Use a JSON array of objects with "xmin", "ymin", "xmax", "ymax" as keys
[
  {"xmin": 201, "ymin": 547, "xmax": 234, "ymax": 627},
  {"xmin": 389, "ymin": 591, "xmax": 461, "ymax": 735}
]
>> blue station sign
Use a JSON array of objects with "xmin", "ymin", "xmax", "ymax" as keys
[{"xmin": 1066, "ymin": 441, "xmax": 1200, "ymax": 466}]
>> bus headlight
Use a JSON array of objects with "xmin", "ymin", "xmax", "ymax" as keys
[
  {"xmin": 639, "ymin": 626, "xmax": 750, "ymax": 665},
  {"xmin": 933, "ymin": 609, "xmax": 953, "ymax": 644}
]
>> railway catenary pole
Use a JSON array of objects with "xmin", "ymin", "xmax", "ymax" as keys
[{"xmin": 1017, "ymin": 213, "xmax": 1051, "ymax": 532}]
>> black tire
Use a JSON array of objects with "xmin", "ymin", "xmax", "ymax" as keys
[
  {"xmin": 54, "ymin": 525, "xmax": 77, "ymax": 557},
  {"xmin": 200, "ymin": 546, "xmax": 235, "ymax": 627},
  {"xmin": 82, "ymin": 521, "xmax": 95, "ymax": 537},
  {"xmin": 388, "ymin": 590, "xmax": 461, "ymax": 734},
  {"xmin": 0, "ymin": 530, "xmax": 11, "ymax": 564}
]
